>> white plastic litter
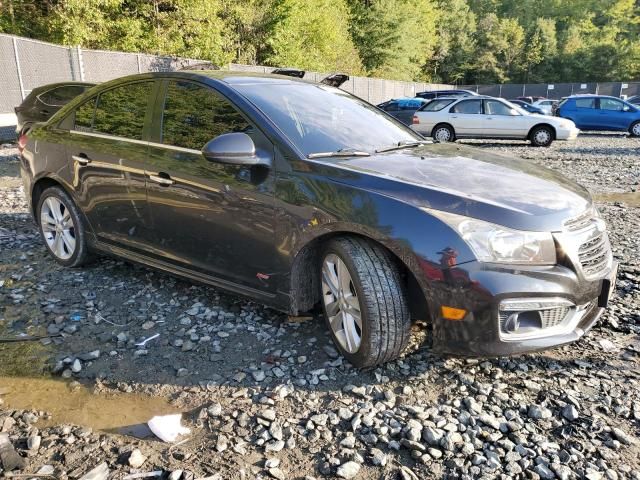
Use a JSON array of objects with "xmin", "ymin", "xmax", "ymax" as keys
[{"xmin": 147, "ymin": 414, "xmax": 190, "ymax": 442}]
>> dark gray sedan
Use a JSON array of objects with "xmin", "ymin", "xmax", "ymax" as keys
[{"xmin": 19, "ymin": 71, "xmax": 616, "ymax": 367}]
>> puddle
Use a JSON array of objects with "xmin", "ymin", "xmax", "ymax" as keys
[
  {"xmin": 594, "ymin": 192, "xmax": 640, "ymax": 207},
  {"xmin": 0, "ymin": 376, "xmax": 178, "ymax": 432}
]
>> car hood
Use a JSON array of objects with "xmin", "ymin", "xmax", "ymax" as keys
[{"xmin": 319, "ymin": 143, "xmax": 592, "ymax": 232}]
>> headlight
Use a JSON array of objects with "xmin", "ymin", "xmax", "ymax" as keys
[{"xmin": 425, "ymin": 209, "xmax": 557, "ymax": 265}]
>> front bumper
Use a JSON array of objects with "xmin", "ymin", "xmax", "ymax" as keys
[
  {"xmin": 556, "ymin": 125, "xmax": 580, "ymax": 140},
  {"xmin": 428, "ymin": 260, "xmax": 615, "ymax": 357}
]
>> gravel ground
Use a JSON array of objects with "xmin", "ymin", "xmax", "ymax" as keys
[{"xmin": 1, "ymin": 134, "xmax": 639, "ymax": 480}]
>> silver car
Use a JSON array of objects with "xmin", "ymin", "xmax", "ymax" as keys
[{"xmin": 412, "ymin": 96, "xmax": 579, "ymax": 147}]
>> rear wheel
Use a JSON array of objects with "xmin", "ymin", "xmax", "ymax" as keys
[
  {"xmin": 432, "ymin": 124, "xmax": 455, "ymax": 143},
  {"xmin": 37, "ymin": 186, "xmax": 92, "ymax": 267},
  {"xmin": 530, "ymin": 125, "xmax": 554, "ymax": 147},
  {"xmin": 319, "ymin": 237, "xmax": 411, "ymax": 368},
  {"xmin": 630, "ymin": 121, "xmax": 640, "ymax": 137}
]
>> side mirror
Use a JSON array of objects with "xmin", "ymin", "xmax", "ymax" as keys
[
  {"xmin": 202, "ymin": 132, "xmax": 260, "ymax": 165},
  {"xmin": 623, "ymin": 105, "xmax": 631, "ymax": 112}
]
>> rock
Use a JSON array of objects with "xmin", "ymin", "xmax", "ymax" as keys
[
  {"xmin": 71, "ymin": 358, "xmax": 82, "ymax": 373},
  {"xmin": 398, "ymin": 466, "xmax": 419, "ymax": 480},
  {"xmin": 0, "ymin": 433, "xmax": 27, "ymax": 471},
  {"xmin": 534, "ymin": 464, "xmax": 556, "ymax": 480},
  {"xmin": 370, "ymin": 448, "xmax": 387, "ymax": 466},
  {"xmin": 265, "ymin": 458, "xmax": 280, "ymax": 468},
  {"xmin": 27, "ymin": 435, "xmax": 41, "ymax": 451},
  {"xmin": 612, "ymin": 427, "xmax": 637, "ymax": 445},
  {"xmin": 259, "ymin": 409, "xmax": 277, "ymax": 422},
  {"xmin": 528, "ymin": 404, "xmax": 552, "ymax": 420},
  {"xmin": 252, "ymin": 370, "xmax": 266, "ymax": 382},
  {"xmin": 79, "ymin": 462, "xmax": 110, "ymax": 480},
  {"xmin": 268, "ymin": 467, "xmax": 286, "ymax": 480},
  {"xmin": 562, "ymin": 405, "xmax": 579, "ymax": 422},
  {"xmin": 265, "ymin": 440, "xmax": 285, "ymax": 452},
  {"xmin": 128, "ymin": 448, "xmax": 147, "ymax": 468},
  {"xmin": 168, "ymin": 470, "xmax": 183, "ymax": 480},
  {"xmin": 336, "ymin": 461, "xmax": 360, "ymax": 479}
]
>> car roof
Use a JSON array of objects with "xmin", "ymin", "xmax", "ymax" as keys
[{"xmin": 30, "ymin": 81, "xmax": 96, "ymax": 94}]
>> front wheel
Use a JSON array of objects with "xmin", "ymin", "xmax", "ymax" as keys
[
  {"xmin": 530, "ymin": 126, "xmax": 554, "ymax": 147},
  {"xmin": 630, "ymin": 121, "xmax": 640, "ymax": 137},
  {"xmin": 319, "ymin": 237, "xmax": 411, "ymax": 368},
  {"xmin": 37, "ymin": 186, "xmax": 92, "ymax": 267}
]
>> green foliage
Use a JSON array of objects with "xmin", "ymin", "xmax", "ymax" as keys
[
  {"xmin": 264, "ymin": 0, "xmax": 363, "ymax": 73},
  {"xmin": 0, "ymin": 0, "xmax": 639, "ymax": 83}
]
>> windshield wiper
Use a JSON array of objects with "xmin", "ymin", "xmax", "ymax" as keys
[
  {"xmin": 307, "ymin": 148, "xmax": 371, "ymax": 159},
  {"xmin": 375, "ymin": 140, "xmax": 430, "ymax": 153}
]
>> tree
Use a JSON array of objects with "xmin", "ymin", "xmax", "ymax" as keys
[
  {"xmin": 264, "ymin": 0, "xmax": 362, "ymax": 73},
  {"xmin": 347, "ymin": 0, "xmax": 437, "ymax": 81},
  {"xmin": 472, "ymin": 14, "xmax": 525, "ymax": 83}
]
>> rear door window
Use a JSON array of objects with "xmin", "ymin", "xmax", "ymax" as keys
[
  {"xmin": 575, "ymin": 98, "xmax": 596, "ymax": 109},
  {"xmin": 91, "ymin": 82, "xmax": 153, "ymax": 140},
  {"xmin": 161, "ymin": 80, "xmax": 251, "ymax": 150},
  {"xmin": 74, "ymin": 98, "xmax": 97, "ymax": 132},
  {"xmin": 451, "ymin": 99, "xmax": 482, "ymax": 114}
]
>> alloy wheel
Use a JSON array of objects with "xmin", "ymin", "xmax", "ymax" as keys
[
  {"xmin": 434, "ymin": 127, "xmax": 451, "ymax": 142},
  {"xmin": 40, "ymin": 196, "xmax": 76, "ymax": 260},
  {"xmin": 632, "ymin": 123, "xmax": 640, "ymax": 136},
  {"xmin": 534, "ymin": 129, "xmax": 551, "ymax": 145},
  {"xmin": 321, "ymin": 254, "xmax": 363, "ymax": 353}
]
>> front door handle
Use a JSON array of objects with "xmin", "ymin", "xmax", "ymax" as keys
[
  {"xmin": 72, "ymin": 154, "xmax": 91, "ymax": 166},
  {"xmin": 148, "ymin": 173, "xmax": 174, "ymax": 186}
]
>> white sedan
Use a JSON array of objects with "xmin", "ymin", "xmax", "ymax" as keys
[{"xmin": 411, "ymin": 96, "xmax": 579, "ymax": 147}]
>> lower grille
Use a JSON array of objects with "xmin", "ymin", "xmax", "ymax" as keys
[
  {"xmin": 578, "ymin": 233, "xmax": 610, "ymax": 278},
  {"xmin": 499, "ymin": 306, "xmax": 570, "ymax": 331}
]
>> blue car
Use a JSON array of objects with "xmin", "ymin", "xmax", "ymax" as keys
[
  {"xmin": 556, "ymin": 95, "xmax": 640, "ymax": 136},
  {"xmin": 377, "ymin": 97, "xmax": 430, "ymax": 125}
]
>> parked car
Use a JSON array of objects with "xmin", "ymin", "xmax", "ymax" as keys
[
  {"xmin": 516, "ymin": 96, "xmax": 546, "ymax": 104},
  {"xmin": 532, "ymin": 99, "xmax": 558, "ymax": 115},
  {"xmin": 412, "ymin": 96, "xmax": 579, "ymax": 146},
  {"xmin": 270, "ymin": 68, "xmax": 349, "ymax": 88},
  {"xmin": 509, "ymin": 99, "xmax": 545, "ymax": 114},
  {"xmin": 14, "ymin": 82, "xmax": 95, "ymax": 135},
  {"xmin": 20, "ymin": 71, "xmax": 615, "ymax": 366},
  {"xmin": 377, "ymin": 97, "xmax": 430, "ymax": 125},
  {"xmin": 415, "ymin": 89, "xmax": 477, "ymax": 100},
  {"xmin": 624, "ymin": 95, "xmax": 640, "ymax": 106},
  {"xmin": 556, "ymin": 95, "xmax": 640, "ymax": 136}
]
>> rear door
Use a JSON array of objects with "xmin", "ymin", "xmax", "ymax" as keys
[
  {"xmin": 448, "ymin": 99, "xmax": 484, "ymax": 136},
  {"xmin": 65, "ymin": 81, "xmax": 156, "ymax": 252},
  {"xmin": 570, "ymin": 97, "xmax": 599, "ymax": 129},
  {"xmin": 144, "ymin": 79, "xmax": 278, "ymax": 290}
]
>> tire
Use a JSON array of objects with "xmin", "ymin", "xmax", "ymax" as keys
[
  {"xmin": 37, "ymin": 186, "xmax": 92, "ymax": 268},
  {"xmin": 319, "ymin": 237, "xmax": 411, "ymax": 368},
  {"xmin": 630, "ymin": 121, "xmax": 640, "ymax": 137},
  {"xmin": 530, "ymin": 125, "xmax": 554, "ymax": 147},
  {"xmin": 432, "ymin": 124, "xmax": 455, "ymax": 143}
]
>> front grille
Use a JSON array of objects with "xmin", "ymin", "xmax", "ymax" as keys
[
  {"xmin": 578, "ymin": 232, "xmax": 610, "ymax": 278},
  {"xmin": 559, "ymin": 209, "xmax": 612, "ymax": 280},
  {"xmin": 564, "ymin": 209, "xmax": 594, "ymax": 231},
  {"xmin": 499, "ymin": 306, "xmax": 571, "ymax": 332}
]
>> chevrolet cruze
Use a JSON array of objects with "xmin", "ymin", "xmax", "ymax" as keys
[{"xmin": 19, "ymin": 72, "xmax": 617, "ymax": 367}]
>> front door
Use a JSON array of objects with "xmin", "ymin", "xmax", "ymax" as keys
[
  {"xmin": 448, "ymin": 99, "xmax": 484, "ymax": 136},
  {"xmin": 483, "ymin": 99, "xmax": 527, "ymax": 137},
  {"xmin": 65, "ymin": 81, "xmax": 155, "ymax": 252},
  {"xmin": 597, "ymin": 97, "xmax": 630, "ymax": 130},
  {"xmin": 144, "ymin": 79, "xmax": 278, "ymax": 290}
]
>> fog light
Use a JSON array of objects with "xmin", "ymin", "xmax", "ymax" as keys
[{"xmin": 503, "ymin": 311, "xmax": 543, "ymax": 333}]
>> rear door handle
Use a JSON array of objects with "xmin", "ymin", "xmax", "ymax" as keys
[
  {"xmin": 72, "ymin": 154, "xmax": 91, "ymax": 166},
  {"xmin": 149, "ymin": 173, "xmax": 174, "ymax": 186},
  {"xmin": 451, "ymin": 115, "xmax": 458, "ymax": 118}
]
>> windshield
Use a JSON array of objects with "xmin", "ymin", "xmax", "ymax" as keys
[
  {"xmin": 420, "ymin": 98, "xmax": 455, "ymax": 111},
  {"xmin": 235, "ymin": 83, "xmax": 420, "ymax": 156}
]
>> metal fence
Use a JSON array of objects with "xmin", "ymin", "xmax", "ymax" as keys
[
  {"xmin": 459, "ymin": 82, "xmax": 640, "ymax": 100},
  {"xmin": 0, "ymin": 33, "xmax": 451, "ymax": 122}
]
